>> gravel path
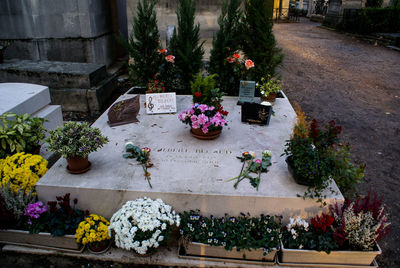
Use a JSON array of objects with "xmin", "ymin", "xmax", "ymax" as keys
[{"xmin": 274, "ymin": 18, "xmax": 400, "ymax": 268}]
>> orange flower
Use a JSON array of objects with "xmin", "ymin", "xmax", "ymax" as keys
[
  {"xmin": 165, "ymin": 55, "xmax": 175, "ymax": 63},
  {"xmin": 157, "ymin": 48, "xmax": 167, "ymax": 54},
  {"xmin": 245, "ymin": 59, "xmax": 255, "ymax": 70},
  {"xmin": 233, "ymin": 53, "xmax": 240, "ymax": 59}
]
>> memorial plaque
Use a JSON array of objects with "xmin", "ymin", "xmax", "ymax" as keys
[
  {"xmin": 241, "ymin": 102, "xmax": 272, "ymax": 125},
  {"xmin": 237, "ymin": 80, "xmax": 255, "ymax": 105},
  {"xmin": 107, "ymin": 95, "xmax": 140, "ymax": 127},
  {"xmin": 146, "ymin": 93, "xmax": 177, "ymax": 114}
]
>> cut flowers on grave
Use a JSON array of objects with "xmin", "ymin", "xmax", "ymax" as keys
[
  {"xmin": 109, "ymin": 197, "xmax": 180, "ymax": 255},
  {"xmin": 178, "ymin": 104, "xmax": 227, "ymax": 134},
  {"xmin": 180, "ymin": 210, "xmax": 281, "ymax": 256},
  {"xmin": 226, "ymin": 150, "xmax": 272, "ymax": 190},
  {"xmin": 75, "ymin": 214, "xmax": 111, "ymax": 246},
  {"xmin": 123, "ymin": 143, "xmax": 153, "ymax": 188}
]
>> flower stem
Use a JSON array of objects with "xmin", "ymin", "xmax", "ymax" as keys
[
  {"xmin": 226, "ymin": 161, "xmax": 246, "ymax": 182},
  {"xmin": 141, "ymin": 163, "xmax": 152, "ymax": 188}
]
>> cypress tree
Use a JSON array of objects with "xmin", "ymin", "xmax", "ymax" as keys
[
  {"xmin": 209, "ymin": 0, "xmax": 243, "ymax": 96},
  {"xmin": 241, "ymin": 0, "xmax": 283, "ymax": 82},
  {"xmin": 120, "ymin": 0, "xmax": 160, "ymax": 86},
  {"xmin": 170, "ymin": 0, "xmax": 204, "ymax": 93}
]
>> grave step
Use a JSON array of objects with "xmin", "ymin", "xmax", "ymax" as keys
[
  {"xmin": 0, "ymin": 60, "xmax": 107, "ymax": 88},
  {"xmin": 0, "ymin": 83, "xmax": 50, "ymax": 115}
]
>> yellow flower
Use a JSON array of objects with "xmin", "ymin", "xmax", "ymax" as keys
[{"xmin": 82, "ymin": 237, "xmax": 88, "ymax": 245}]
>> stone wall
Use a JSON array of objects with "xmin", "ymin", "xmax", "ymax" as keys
[{"xmin": 0, "ymin": 0, "xmax": 124, "ymax": 66}]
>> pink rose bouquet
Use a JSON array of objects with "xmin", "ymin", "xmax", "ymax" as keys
[{"xmin": 178, "ymin": 104, "xmax": 227, "ymax": 134}]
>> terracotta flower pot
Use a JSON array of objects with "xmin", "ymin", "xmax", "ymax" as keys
[
  {"xmin": 66, "ymin": 156, "xmax": 91, "ymax": 174},
  {"xmin": 190, "ymin": 127, "xmax": 221, "ymax": 140},
  {"xmin": 88, "ymin": 240, "xmax": 111, "ymax": 254}
]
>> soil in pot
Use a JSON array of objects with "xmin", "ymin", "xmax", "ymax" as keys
[
  {"xmin": 88, "ymin": 240, "xmax": 111, "ymax": 254},
  {"xmin": 66, "ymin": 156, "xmax": 91, "ymax": 174},
  {"xmin": 190, "ymin": 127, "xmax": 221, "ymax": 140}
]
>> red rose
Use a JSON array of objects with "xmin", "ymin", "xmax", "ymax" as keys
[{"xmin": 194, "ymin": 92, "xmax": 202, "ymax": 98}]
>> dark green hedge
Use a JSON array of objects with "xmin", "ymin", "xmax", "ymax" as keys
[{"xmin": 341, "ymin": 8, "xmax": 400, "ymax": 34}]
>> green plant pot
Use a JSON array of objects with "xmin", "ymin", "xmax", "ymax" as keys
[{"xmin": 285, "ymin": 156, "xmax": 316, "ymax": 187}]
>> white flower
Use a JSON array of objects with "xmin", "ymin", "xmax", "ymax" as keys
[
  {"xmin": 125, "ymin": 141, "xmax": 134, "ymax": 147},
  {"xmin": 109, "ymin": 197, "xmax": 179, "ymax": 254}
]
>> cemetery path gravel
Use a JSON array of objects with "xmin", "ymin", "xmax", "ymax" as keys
[{"xmin": 275, "ymin": 18, "xmax": 400, "ymax": 268}]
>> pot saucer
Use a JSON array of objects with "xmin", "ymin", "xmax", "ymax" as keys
[{"xmin": 66, "ymin": 161, "xmax": 92, "ymax": 174}]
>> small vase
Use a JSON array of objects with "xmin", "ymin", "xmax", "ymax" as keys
[
  {"xmin": 190, "ymin": 127, "xmax": 221, "ymax": 140},
  {"xmin": 66, "ymin": 156, "xmax": 91, "ymax": 174},
  {"xmin": 88, "ymin": 240, "xmax": 111, "ymax": 254}
]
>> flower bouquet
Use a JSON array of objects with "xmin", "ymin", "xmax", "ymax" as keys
[
  {"xmin": 75, "ymin": 214, "xmax": 111, "ymax": 253},
  {"xmin": 109, "ymin": 197, "xmax": 180, "ymax": 255},
  {"xmin": 178, "ymin": 104, "xmax": 227, "ymax": 140}
]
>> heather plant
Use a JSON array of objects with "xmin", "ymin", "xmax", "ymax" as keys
[
  {"xmin": 181, "ymin": 210, "xmax": 281, "ymax": 255},
  {"xmin": 47, "ymin": 193, "xmax": 88, "ymax": 237},
  {"xmin": 0, "ymin": 183, "xmax": 36, "ymax": 227},
  {"xmin": 47, "ymin": 122, "xmax": 109, "ymax": 158},
  {"xmin": 169, "ymin": 0, "xmax": 204, "ymax": 93},
  {"xmin": 209, "ymin": 0, "xmax": 243, "ymax": 95},
  {"xmin": 330, "ymin": 193, "xmax": 390, "ymax": 251}
]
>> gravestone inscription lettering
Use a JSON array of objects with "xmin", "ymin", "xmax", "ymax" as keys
[
  {"xmin": 156, "ymin": 147, "xmax": 232, "ymax": 165},
  {"xmin": 237, "ymin": 80, "xmax": 255, "ymax": 105}
]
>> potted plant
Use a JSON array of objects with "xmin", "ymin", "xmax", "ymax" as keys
[
  {"xmin": 75, "ymin": 214, "xmax": 111, "ymax": 254},
  {"xmin": 0, "ymin": 191, "xmax": 86, "ymax": 251},
  {"xmin": 256, "ymin": 74, "xmax": 282, "ymax": 102},
  {"xmin": 0, "ymin": 152, "xmax": 48, "ymax": 194},
  {"xmin": 47, "ymin": 122, "xmax": 109, "ymax": 174},
  {"xmin": 109, "ymin": 197, "xmax": 180, "ymax": 256},
  {"xmin": 178, "ymin": 103, "xmax": 228, "ymax": 140},
  {"xmin": 0, "ymin": 113, "xmax": 47, "ymax": 158},
  {"xmin": 280, "ymin": 193, "xmax": 390, "ymax": 266},
  {"xmin": 180, "ymin": 210, "xmax": 281, "ymax": 262},
  {"xmin": 282, "ymin": 106, "xmax": 341, "ymax": 205}
]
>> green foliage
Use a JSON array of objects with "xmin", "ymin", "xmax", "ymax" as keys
[
  {"xmin": 241, "ymin": 0, "xmax": 283, "ymax": 82},
  {"xmin": 209, "ymin": 0, "xmax": 243, "ymax": 95},
  {"xmin": 341, "ymin": 7, "xmax": 400, "ymax": 34},
  {"xmin": 120, "ymin": 0, "xmax": 160, "ymax": 86},
  {"xmin": 0, "ymin": 113, "xmax": 46, "ymax": 158},
  {"xmin": 191, "ymin": 74, "xmax": 225, "ymax": 107},
  {"xmin": 169, "ymin": 0, "xmax": 204, "ymax": 93},
  {"xmin": 46, "ymin": 122, "xmax": 109, "ymax": 158},
  {"xmin": 47, "ymin": 193, "xmax": 88, "ymax": 237},
  {"xmin": 331, "ymin": 145, "xmax": 365, "ymax": 199},
  {"xmin": 256, "ymin": 74, "xmax": 282, "ymax": 97},
  {"xmin": 181, "ymin": 210, "xmax": 281, "ymax": 255},
  {"xmin": 0, "ymin": 183, "xmax": 36, "ymax": 227},
  {"xmin": 366, "ymin": 0, "xmax": 383, "ymax": 8}
]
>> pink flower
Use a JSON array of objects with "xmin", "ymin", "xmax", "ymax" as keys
[
  {"xmin": 192, "ymin": 121, "xmax": 200, "ymax": 129},
  {"xmin": 245, "ymin": 59, "xmax": 255, "ymax": 70},
  {"xmin": 255, "ymin": 159, "xmax": 262, "ymax": 165},
  {"xmin": 165, "ymin": 55, "xmax": 175, "ymax": 63},
  {"xmin": 198, "ymin": 104, "xmax": 208, "ymax": 112},
  {"xmin": 197, "ymin": 114, "xmax": 209, "ymax": 125},
  {"xmin": 202, "ymin": 122, "xmax": 211, "ymax": 134}
]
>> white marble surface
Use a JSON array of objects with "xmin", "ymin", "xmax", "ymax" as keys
[
  {"xmin": 37, "ymin": 94, "xmax": 344, "ymax": 221},
  {"xmin": 0, "ymin": 83, "xmax": 50, "ymax": 115}
]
